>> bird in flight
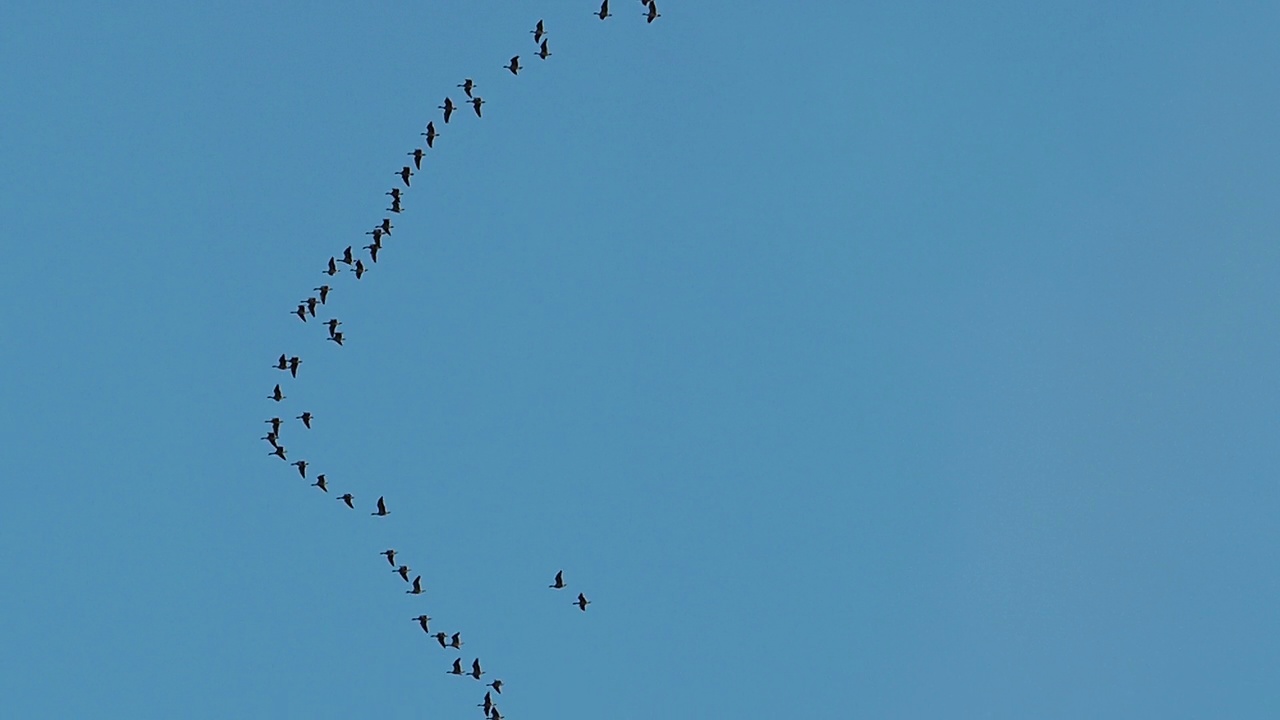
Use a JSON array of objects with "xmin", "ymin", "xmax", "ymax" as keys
[
  {"xmin": 450, "ymin": 632, "xmax": 463, "ymax": 649},
  {"xmin": 396, "ymin": 565, "xmax": 411, "ymax": 582},
  {"xmin": 398, "ymin": 166, "xmax": 413, "ymax": 188},
  {"xmin": 313, "ymin": 285, "xmax": 331, "ymax": 304},
  {"xmin": 296, "ymin": 411, "xmax": 312, "ymax": 429},
  {"xmin": 288, "ymin": 356, "xmax": 301, "ymax": 378},
  {"xmin": 471, "ymin": 96, "xmax": 484, "ymax": 118},
  {"xmin": 274, "ymin": 354, "xmax": 288, "ymax": 371},
  {"xmin": 479, "ymin": 691, "xmax": 494, "ymax": 716},
  {"xmin": 325, "ymin": 318, "xmax": 341, "ymax": 338},
  {"xmin": 328, "ymin": 332, "xmax": 345, "ymax": 347},
  {"xmin": 407, "ymin": 147, "xmax": 424, "ymax": 170},
  {"xmin": 538, "ymin": 40, "xmax": 551, "ymax": 60},
  {"xmin": 311, "ymin": 474, "xmax": 328, "ymax": 492},
  {"xmin": 364, "ymin": 242, "xmax": 380, "ymax": 263},
  {"xmin": 457, "ymin": 79, "xmax": 475, "ymax": 99},
  {"xmin": 372, "ymin": 496, "xmax": 389, "ymax": 516},
  {"xmin": 304, "ymin": 297, "xmax": 318, "ymax": 317},
  {"xmin": 265, "ymin": 417, "xmax": 282, "ymax": 435},
  {"xmin": 291, "ymin": 460, "xmax": 308, "ymax": 478},
  {"xmin": 339, "ymin": 245, "xmax": 354, "ymax": 265},
  {"xmin": 338, "ymin": 493, "xmax": 355, "ymax": 509},
  {"xmin": 575, "ymin": 592, "xmax": 591, "ymax": 611},
  {"xmin": 439, "ymin": 97, "xmax": 456, "ymax": 123},
  {"xmin": 422, "ymin": 121, "xmax": 439, "ymax": 147},
  {"xmin": 597, "ymin": 0, "xmax": 611, "ymax": 19},
  {"xmin": 379, "ymin": 217, "xmax": 393, "ymax": 235},
  {"xmin": 352, "ymin": 259, "xmax": 367, "ymax": 280},
  {"xmin": 261, "ymin": 431, "xmax": 280, "ymax": 449},
  {"xmin": 381, "ymin": 549, "xmax": 397, "ymax": 567},
  {"xmin": 487, "ymin": 679, "xmax": 503, "ymax": 694},
  {"xmin": 407, "ymin": 575, "xmax": 424, "ymax": 595},
  {"xmin": 505, "ymin": 56, "xmax": 521, "ymax": 75},
  {"xmin": 325, "ymin": 257, "xmax": 338, "ymax": 276},
  {"xmin": 294, "ymin": 304, "xmax": 307, "ymax": 322},
  {"xmin": 531, "ymin": 19, "xmax": 546, "ymax": 44},
  {"xmin": 449, "ymin": 658, "xmax": 465, "ymax": 676},
  {"xmin": 269, "ymin": 384, "xmax": 285, "ymax": 402},
  {"xmin": 413, "ymin": 614, "xmax": 432, "ymax": 633},
  {"xmin": 387, "ymin": 195, "xmax": 402, "ymax": 214},
  {"xmin": 470, "ymin": 658, "xmax": 484, "ymax": 680},
  {"xmin": 270, "ymin": 444, "xmax": 287, "ymax": 461},
  {"xmin": 434, "ymin": 632, "xmax": 448, "ymax": 648},
  {"xmin": 550, "ymin": 570, "xmax": 566, "ymax": 589},
  {"xmin": 645, "ymin": 1, "xmax": 660, "ymax": 23}
]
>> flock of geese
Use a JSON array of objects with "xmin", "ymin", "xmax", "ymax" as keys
[{"xmin": 260, "ymin": 4, "xmax": 658, "ymax": 717}]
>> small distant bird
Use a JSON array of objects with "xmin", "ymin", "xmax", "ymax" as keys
[
  {"xmin": 387, "ymin": 187, "xmax": 402, "ymax": 202},
  {"xmin": 338, "ymin": 493, "xmax": 354, "ymax": 508},
  {"xmin": 450, "ymin": 632, "xmax": 463, "ymax": 649},
  {"xmin": 312, "ymin": 474, "xmax": 328, "ymax": 492},
  {"xmin": 531, "ymin": 19, "xmax": 546, "ymax": 43},
  {"xmin": 325, "ymin": 318, "xmax": 341, "ymax": 337},
  {"xmin": 471, "ymin": 96, "xmax": 484, "ymax": 118},
  {"xmin": 328, "ymin": 332, "xmax": 345, "ymax": 347},
  {"xmin": 407, "ymin": 575, "xmax": 423, "ymax": 595},
  {"xmin": 396, "ymin": 565, "xmax": 411, "ymax": 582},
  {"xmin": 261, "ymin": 432, "xmax": 280, "ymax": 449},
  {"xmin": 407, "ymin": 147, "xmax": 424, "ymax": 170},
  {"xmin": 575, "ymin": 592, "xmax": 591, "ymax": 611},
  {"xmin": 457, "ymin": 79, "xmax": 475, "ymax": 99},
  {"xmin": 422, "ymin": 121, "xmax": 439, "ymax": 148},
  {"xmin": 381, "ymin": 549, "xmax": 397, "ymax": 567},
  {"xmin": 596, "ymin": 0, "xmax": 611, "ymax": 19},
  {"xmin": 372, "ymin": 496, "xmax": 389, "ymax": 516},
  {"xmin": 270, "ymin": 445, "xmax": 287, "ymax": 460},
  {"xmin": 288, "ymin": 356, "xmax": 301, "ymax": 378},
  {"xmin": 352, "ymin": 259, "xmax": 366, "ymax": 280},
  {"xmin": 364, "ymin": 243, "xmax": 380, "ymax": 263},
  {"xmin": 380, "ymin": 218, "xmax": 393, "ymax": 235},
  {"xmin": 505, "ymin": 56, "xmax": 521, "ymax": 75},
  {"xmin": 274, "ymin": 354, "xmax": 288, "ymax": 371},
  {"xmin": 269, "ymin": 384, "xmax": 285, "ymax": 402},
  {"xmin": 365, "ymin": 227, "xmax": 384, "ymax": 245},
  {"xmin": 645, "ymin": 0, "xmax": 660, "ymax": 22},
  {"xmin": 490, "ymin": 706, "xmax": 503, "ymax": 720},
  {"xmin": 313, "ymin": 285, "xmax": 331, "ymax": 304},
  {"xmin": 413, "ymin": 615, "xmax": 432, "ymax": 633},
  {"xmin": 479, "ymin": 691, "xmax": 494, "ymax": 715},
  {"xmin": 434, "ymin": 632, "xmax": 448, "ymax": 648},
  {"xmin": 265, "ymin": 417, "xmax": 282, "ymax": 434},
  {"xmin": 487, "ymin": 679, "xmax": 503, "ymax": 694},
  {"xmin": 449, "ymin": 658, "xmax": 464, "ymax": 676},
  {"xmin": 470, "ymin": 658, "xmax": 484, "ymax": 680},
  {"xmin": 550, "ymin": 570, "xmax": 566, "ymax": 589},
  {"xmin": 294, "ymin": 304, "xmax": 307, "ymax": 322},
  {"xmin": 340, "ymin": 246, "xmax": 354, "ymax": 265},
  {"xmin": 439, "ymin": 97, "xmax": 456, "ymax": 123},
  {"xmin": 305, "ymin": 297, "xmax": 318, "ymax": 317},
  {"xmin": 538, "ymin": 39, "xmax": 551, "ymax": 60},
  {"xmin": 325, "ymin": 257, "xmax": 338, "ymax": 276},
  {"xmin": 297, "ymin": 411, "xmax": 312, "ymax": 429},
  {"xmin": 387, "ymin": 196, "xmax": 402, "ymax": 214},
  {"xmin": 291, "ymin": 460, "xmax": 307, "ymax": 478},
  {"xmin": 398, "ymin": 166, "xmax": 413, "ymax": 188}
]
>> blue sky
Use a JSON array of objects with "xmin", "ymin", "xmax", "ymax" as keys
[{"xmin": 2, "ymin": 1, "xmax": 1278, "ymax": 718}]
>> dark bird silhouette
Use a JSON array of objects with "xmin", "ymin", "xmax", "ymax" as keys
[
  {"xmin": 407, "ymin": 147, "xmax": 424, "ymax": 170},
  {"xmin": 457, "ymin": 79, "xmax": 475, "ymax": 99},
  {"xmin": 470, "ymin": 658, "xmax": 484, "ymax": 680},
  {"xmin": 265, "ymin": 417, "xmax": 282, "ymax": 434},
  {"xmin": 364, "ymin": 243, "xmax": 380, "ymax": 263},
  {"xmin": 439, "ymin": 97, "xmax": 456, "ymax": 123},
  {"xmin": 449, "ymin": 658, "xmax": 464, "ymax": 676},
  {"xmin": 325, "ymin": 257, "xmax": 338, "ymax": 276},
  {"xmin": 434, "ymin": 632, "xmax": 448, "ymax": 648},
  {"xmin": 479, "ymin": 691, "xmax": 494, "ymax": 716},
  {"xmin": 352, "ymin": 259, "xmax": 366, "ymax": 280},
  {"xmin": 489, "ymin": 706, "xmax": 503, "ymax": 720},
  {"xmin": 365, "ymin": 227, "xmax": 384, "ymax": 245},
  {"xmin": 325, "ymin": 318, "xmax": 341, "ymax": 338},
  {"xmin": 270, "ymin": 445, "xmax": 287, "ymax": 460},
  {"xmin": 396, "ymin": 565, "xmax": 411, "ymax": 582},
  {"xmin": 531, "ymin": 19, "xmax": 546, "ymax": 43},
  {"xmin": 339, "ymin": 246, "xmax": 353, "ymax": 266},
  {"xmin": 487, "ymin": 679, "xmax": 503, "ymax": 694},
  {"xmin": 413, "ymin": 615, "xmax": 432, "ymax": 633},
  {"xmin": 381, "ymin": 549, "xmax": 397, "ymax": 566},
  {"xmin": 305, "ymin": 297, "xmax": 318, "ymax": 317},
  {"xmin": 269, "ymin": 384, "xmax": 285, "ymax": 402},
  {"xmin": 312, "ymin": 474, "xmax": 328, "ymax": 492},
  {"xmin": 261, "ymin": 431, "xmax": 280, "ymax": 449},
  {"xmin": 294, "ymin": 304, "xmax": 307, "ymax": 322},
  {"xmin": 597, "ymin": 0, "xmax": 611, "ymax": 19},
  {"xmin": 471, "ymin": 96, "xmax": 484, "ymax": 118},
  {"xmin": 338, "ymin": 493, "xmax": 354, "ymax": 509},
  {"xmin": 645, "ymin": 0, "xmax": 660, "ymax": 22},
  {"xmin": 291, "ymin": 460, "xmax": 307, "ymax": 478},
  {"xmin": 288, "ymin": 356, "xmax": 301, "ymax": 378},
  {"xmin": 297, "ymin": 411, "xmax": 312, "ymax": 429},
  {"xmin": 387, "ymin": 196, "xmax": 402, "ymax": 214},
  {"xmin": 538, "ymin": 39, "xmax": 551, "ymax": 60},
  {"xmin": 398, "ymin": 166, "xmax": 413, "ymax": 188},
  {"xmin": 380, "ymin": 218, "xmax": 393, "ymax": 235},
  {"xmin": 550, "ymin": 570, "xmax": 566, "ymax": 589},
  {"xmin": 576, "ymin": 592, "xmax": 591, "ymax": 611},
  {"xmin": 372, "ymin": 496, "xmax": 389, "ymax": 516},
  {"xmin": 274, "ymin": 354, "xmax": 288, "ymax": 371},
  {"xmin": 450, "ymin": 632, "xmax": 463, "ymax": 649},
  {"xmin": 407, "ymin": 575, "xmax": 423, "ymax": 595},
  {"xmin": 328, "ymin": 331, "xmax": 345, "ymax": 347},
  {"xmin": 387, "ymin": 187, "xmax": 402, "ymax": 202},
  {"xmin": 422, "ymin": 121, "xmax": 439, "ymax": 147},
  {"xmin": 314, "ymin": 285, "xmax": 331, "ymax": 304},
  {"xmin": 505, "ymin": 56, "xmax": 521, "ymax": 75}
]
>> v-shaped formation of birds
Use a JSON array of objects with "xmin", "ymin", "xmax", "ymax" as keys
[{"xmin": 261, "ymin": 4, "xmax": 658, "ymax": 718}]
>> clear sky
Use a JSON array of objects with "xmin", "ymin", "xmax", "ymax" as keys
[{"xmin": 2, "ymin": 1, "xmax": 1278, "ymax": 718}]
